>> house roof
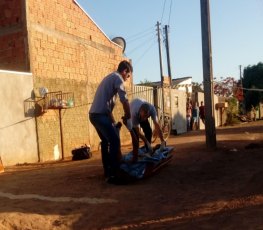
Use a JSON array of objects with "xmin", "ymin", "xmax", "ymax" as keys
[{"xmin": 171, "ymin": 76, "xmax": 192, "ymax": 86}]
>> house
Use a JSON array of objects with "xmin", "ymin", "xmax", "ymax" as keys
[
  {"xmin": 0, "ymin": 0, "xmax": 132, "ymax": 166},
  {"xmin": 135, "ymin": 76, "xmax": 192, "ymax": 134}
]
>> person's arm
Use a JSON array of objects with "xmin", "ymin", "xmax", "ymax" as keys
[
  {"xmin": 116, "ymin": 77, "xmax": 130, "ymax": 119},
  {"xmin": 153, "ymin": 119, "xmax": 166, "ymax": 151},
  {"xmin": 109, "ymin": 112, "xmax": 116, "ymax": 124},
  {"xmin": 135, "ymin": 126, "xmax": 153, "ymax": 153},
  {"xmin": 121, "ymin": 100, "xmax": 132, "ymax": 131},
  {"xmin": 122, "ymin": 100, "xmax": 131, "ymax": 119},
  {"xmin": 133, "ymin": 126, "xmax": 147, "ymax": 144},
  {"xmin": 122, "ymin": 116, "xmax": 138, "ymax": 162},
  {"xmin": 153, "ymin": 119, "xmax": 164, "ymax": 142},
  {"xmin": 129, "ymin": 129, "xmax": 139, "ymax": 162}
]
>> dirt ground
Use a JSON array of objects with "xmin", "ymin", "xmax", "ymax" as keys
[{"xmin": 0, "ymin": 121, "xmax": 263, "ymax": 230}]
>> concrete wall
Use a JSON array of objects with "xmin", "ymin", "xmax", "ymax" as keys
[
  {"xmin": 171, "ymin": 89, "xmax": 187, "ymax": 134},
  {"xmin": 0, "ymin": 70, "xmax": 38, "ymax": 166},
  {"xmin": 176, "ymin": 78, "xmax": 192, "ymax": 95},
  {"xmin": 194, "ymin": 92, "xmax": 226, "ymax": 129}
]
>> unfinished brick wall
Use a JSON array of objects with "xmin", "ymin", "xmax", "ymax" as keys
[
  {"xmin": 0, "ymin": 0, "xmax": 29, "ymax": 71},
  {"xmin": 1, "ymin": 0, "xmax": 133, "ymax": 162},
  {"xmin": 25, "ymin": 0, "xmax": 132, "ymax": 160}
]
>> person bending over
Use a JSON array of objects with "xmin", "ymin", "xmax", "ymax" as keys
[{"xmin": 130, "ymin": 98, "xmax": 166, "ymax": 154}]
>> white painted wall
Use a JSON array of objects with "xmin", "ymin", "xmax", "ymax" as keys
[
  {"xmin": 195, "ymin": 92, "xmax": 223, "ymax": 129},
  {"xmin": 176, "ymin": 78, "xmax": 192, "ymax": 94},
  {"xmin": 0, "ymin": 70, "xmax": 38, "ymax": 166},
  {"xmin": 171, "ymin": 89, "xmax": 187, "ymax": 134}
]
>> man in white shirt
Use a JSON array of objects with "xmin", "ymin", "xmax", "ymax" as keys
[{"xmin": 130, "ymin": 98, "xmax": 166, "ymax": 153}]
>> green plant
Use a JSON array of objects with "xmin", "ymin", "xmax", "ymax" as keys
[{"xmin": 225, "ymin": 97, "xmax": 240, "ymax": 125}]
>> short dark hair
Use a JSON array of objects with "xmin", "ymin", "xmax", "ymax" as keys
[
  {"xmin": 117, "ymin": 60, "xmax": 133, "ymax": 73},
  {"xmin": 140, "ymin": 103, "xmax": 150, "ymax": 113}
]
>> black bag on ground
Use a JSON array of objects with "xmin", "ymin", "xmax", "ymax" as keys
[{"xmin": 72, "ymin": 145, "xmax": 91, "ymax": 161}]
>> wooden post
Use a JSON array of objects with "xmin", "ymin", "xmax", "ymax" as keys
[
  {"xmin": 157, "ymin": 21, "xmax": 165, "ymax": 115},
  {"xmin": 200, "ymin": 0, "xmax": 217, "ymax": 148}
]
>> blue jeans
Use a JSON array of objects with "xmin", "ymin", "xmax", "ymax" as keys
[
  {"xmin": 139, "ymin": 119, "xmax": 152, "ymax": 144},
  {"xmin": 89, "ymin": 113, "xmax": 120, "ymax": 177}
]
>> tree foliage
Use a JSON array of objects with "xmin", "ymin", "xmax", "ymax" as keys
[
  {"xmin": 242, "ymin": 62, "xmax": 263, "ymax": 111},
  {"xmin": 139, "ymin": 78, "xmax": 153, "ymax": 86},
  {"xmin": 213, "ymin": 76, "xmax": 239, "ymax": 98},
  {"xmin": 192, "ymin": 82, "xmax": 204, "ymax": 92},
  {"xmin": 225, "ymin": 97, "xmax": 239, "ymax": 125}
]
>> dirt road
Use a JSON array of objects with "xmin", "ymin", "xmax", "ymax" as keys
[{"xmin": 0, "ymin": 121, "xmax": 263, "ymax": 229}]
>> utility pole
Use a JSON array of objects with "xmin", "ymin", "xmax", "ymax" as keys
[
  {"xmin": 164, "ymin": 25, "xmax": 173, "ymax": 117},
  {"xmin": 157, "ymin": 21, "xmax": 165, "ymax": 115},
  {"xmin": 200, "ymin": 0, "xmax": 217, "ymax": 148},
  {"xmin": 164, "ymin": 25, "xmax": 172, "ymax": 85},
  {"xmin": 239, "ymin": 65, "xmax": 244, "ymax": 113}
]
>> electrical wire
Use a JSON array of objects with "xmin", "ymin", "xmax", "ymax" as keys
[
  {"xmin": 168, "ymin": 0, "xmax": 173, "ymax": 26},
  {"xmin": 126, "ymin": 35, "xmax": 156, "ymax": 55},
  {"xmin": 132, "ymin": 39, "xmax": 158, "ymax": 66},
  {"xmin": 242, "ymin": 87, "xmax": 263, "ymax": 92},
  {"xmin": 126, "ymin": 27, "xmax": 154, "ymax": 42},
  {"xmin": 160, "ymin": 0, "xmax": 167, "ymax": 24},
  {"xmin": 126, "ymin": 30, "xmax": 155, "ymax": 44}
]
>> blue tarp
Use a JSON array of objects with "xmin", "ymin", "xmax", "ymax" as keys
[{"xmin": 120, "ymin": 146, "xmax": 173, "ymax": 179}]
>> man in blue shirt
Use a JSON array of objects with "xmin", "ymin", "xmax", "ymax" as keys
[{"xmin": 89, "ymin": 61, "xmax": 134, "ymax": 183}]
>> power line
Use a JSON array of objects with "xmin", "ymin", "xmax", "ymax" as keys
[
  {"xmin": 132, "ymin": 40, "xmax": 157, "ymax": 66},
  {"xmin": 126, "ymin": 27, "xmax": 154, "ymax": 42},
  {"xmin": 160, "ymin": 0, "xmax": 167, "ymax": 24},
  {"xmin": 126, "ymin": 36, "xmax": 156, "ymax": 55},
  {"xmin": 242, "ymin": 87, "xmax": 263, "ymax": 92},
  {"xmin": 168, "ymin": 0, "xmax": 173, "ymax": 26},
  {"xmin": 126, "ymin": 30, "xmax": 155, "ymax": 44}
]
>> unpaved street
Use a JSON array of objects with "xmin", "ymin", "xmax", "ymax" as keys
[{"xmin": 0, "ymin": 121, "xmax": 263, "ymax": 230}]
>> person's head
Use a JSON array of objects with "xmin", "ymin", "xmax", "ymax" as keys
[
  {"xmin": 201, "ymin": 101, "xmax": 203, "ymax": 106},
  {"xmin": 139, "ymin": 103, "xmax": 150, "ymax": 121},
  {"xmin": 117, "ymin": 60, "xmax": 133, "ymax": 81}
]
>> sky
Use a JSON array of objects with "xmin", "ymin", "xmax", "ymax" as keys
[{"xmin": 77, "ymin": 0, "xmax": 263, "ymax": 84}]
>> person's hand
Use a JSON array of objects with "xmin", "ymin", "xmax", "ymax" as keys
[
  {"xmin": 159, "ymin": 141, "xmax": 166, "ymax": 152},
  {"xmin": 146, "ymin": 141, "xmax": 153, "ymax": 154},
  {"xmin": 114, "ymin": 121, "xmax": 122, "ymax": 130}
]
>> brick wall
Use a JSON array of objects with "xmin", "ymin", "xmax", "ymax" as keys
[
  {"xmin": 25, "ymin": 0, "xmax": 132, "ymax": 160},
  {"xmin": 1, "ymin": 0, "xmax": 133, "ymax": 162},
  {"xmin": 0, "ymin": 0, "xmax": 29, "ymax": 71}
]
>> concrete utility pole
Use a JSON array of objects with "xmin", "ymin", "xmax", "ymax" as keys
[
  {"xmin": 157, "ymin": 21, "xmax": 165, "ymax": 115},
  {"xmin": 200, "ymin": 0, "xmax": 217, "ymax": 148},
  {"xmin": 164, "ymin": 25, "xmax": 172, "ymax": 85},
  {"xmin": 164, "ymin": 25, "xmax": 173, "ymax": 117}
]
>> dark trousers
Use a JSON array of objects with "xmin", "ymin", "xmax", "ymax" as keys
[
  {"xmin": 89, "ymin": 113, "xmax": 120, "ymax": 177},
  {"xmin": 132, "ymin": 119, "xmax": 152, "ymax": 146}
]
